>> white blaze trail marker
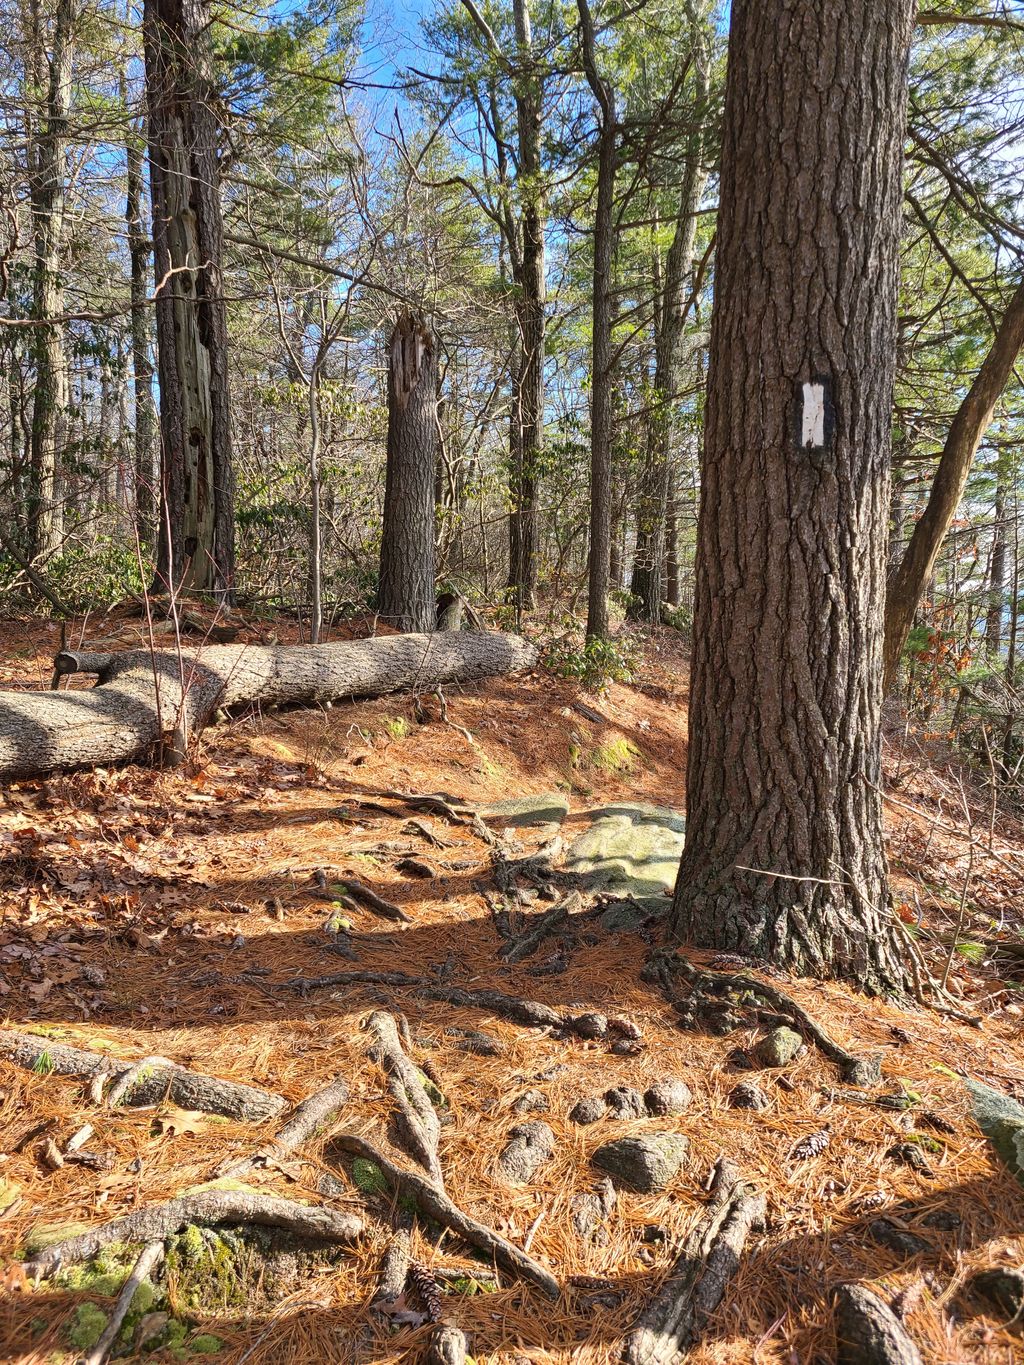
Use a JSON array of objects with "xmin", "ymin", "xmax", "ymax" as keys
[{"xmin": 801, "ymin": 381, "xmax": 826, "ymax": 449}]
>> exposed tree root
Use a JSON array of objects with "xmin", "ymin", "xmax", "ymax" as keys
[
  {"xmin": 427, "ymin": 1324, "xmax": 470, "ymax": 1364},
  {"xmin": 499, "ymin": 891, "xmax": 583, "ymax": 964},
  {"xmin": 25, "ymin": 1191, "xmax": 364, "ymax": 1276},
  {"xmin": 0, "ymin": 1032, "xmax": 285, "ymax": 1122},
  {"xmin": 833, "ymin": 1283, "xmax": 924, "ymax": 1364},
  {"xmin": 650, "ymin": 956, "xmax": 881, "ymax": 1086},
  {"xmin": 329, "ymin": 1133, "xmax": 559, "ymax": 1298},
  {"xmin": 367, "ymin": 1010, "xmax": 444, "ymax": 1187},
  {"xmin": 80, "ymin": 1239, "xmax": 165, "ymax": 1365},
  {"xmin": 216, "ymin": 1076, "xmax": 351, "ymax": 1179},
  {"xmin": 338, "ymin": 877, "xmax": 412, "ymax": 924},
  {"xmin": 287, "ymin": 969, "xmax": 635, "ymax": 1041},
  {"xmin": 0, "ymin": 632, "xmax": 537, "ymax": 777},
  {"xmin": 622, "ymin": 1157, "xmax": 765, "ymax": 1365}
]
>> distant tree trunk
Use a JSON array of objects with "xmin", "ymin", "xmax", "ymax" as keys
[
  {"xmin": 506, "ymin": 0, "xmax": 545, "ymax": 614},
  {"xmin": 664, "ymin": 466, "xmax": 680, "ymax": 607},
  {"xmin": 378, "ymin": 313, "xmax": 438, "ymax": 634},
  {"xmin": 884, "ymin": 275, "xmax": 1024, "ymax": 688},
  {"xmin": 630, "ymin": 38, "xmax": 709, "ymax": 623},
  {"xmin": 579, "ymin": 0, "xmax": 616, "ymax": 642},
  {"xmin": 28, "ymin": 0, "xmax": 76, "ymax": 561},
  {"xmin": 143, "ymin": 0, "xmax": 235, "ymax": 600},
  {"xmin": 987, "ymin": 475, "xmax": 1007, "ymax": 657},
  {"xmin": 125, "ymin": 106, "xmax": 156, "ymax": 534},
  {"xmin": 670, "ymin": 0, "xmax": 915, "ymax": 995}
]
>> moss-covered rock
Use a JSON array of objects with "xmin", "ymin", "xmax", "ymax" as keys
[
  {"xmin": 68, "ymin": 1303, "xmax": 109, "ymax": 1350},
  {"xmin": 189, "ymin": 1333, "xmax": 223, "ymax": 1353},
  {"xmin": 351, "ymin": 1157, "xmax": 388, "ymax": 1197}
]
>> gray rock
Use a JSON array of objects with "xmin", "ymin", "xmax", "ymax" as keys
[
  {"xmin": 496, "ymin": 1121, "xmax": 556, "ymax": 1185},
  {"xmin": 971, "ymin": 1266, "xmax": 1024, "ymax": 1318},
  {"xmin": 729, "ymin": 1080, "xmax": 770, "ymax": 1111},
  {"xmin": 564, "ymin": 804, "xmax": 685, "ymax": 898},
  {"xmin": 598, "ymin": 898, "xmax": 669, "ymax": 934},
  {"xmin": 479, "ymin": 793, "xmax": 570, "ymax": 827},
  {"xmin": 605, "ymin": 1086, "xmax": 647, "ymax": 1120},
  {"xmin": 572, "ymin": 1012, "xmax": 608, "ymax": 1039},
  {"xmin": 512, "ymin": 1088, "xmax": 549, "ymax": 1116},
  {"xmin": 755, "ymin": 1026, "xmax": 804, "ymax": 1068},
  {"xmin": 591, "ymin": 1133, "xmax": 689, "ymax": 1192},
  {"xmin": 644, "ymin": 1079, "xmax": 692, "ymax": 1117},
  {"xmin": 570, "ymin": 1176, "xmax": 616, "ymax": 1242},
  {"xmin": 569, "ymin": 1095, "xmax": 607, "ymax": 1125}
]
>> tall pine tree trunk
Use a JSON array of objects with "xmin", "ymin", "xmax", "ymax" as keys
[
  {"xmin": 144, "ymin": 0, "xmax": 234, "ymax": 600},
  {"xmin": 670, "ymin": 0, "xmax": 914, "ymax": 994},
  {"xmin": 630, "ymin": 41, "xmax": 709, "ymax": 623},
  {"xmin": 378, "ymin": 314, "xmax": 438, "ymax": 634},
  {"xmin": 579, "ymin": 0, "xmax": 615, "ymax": 642},
  {"xmin": 125, "ymin": 108, "xmax": 156, "ymax": 534},
  {"xmin": 28, "ymin": 0, "xmax": 75, "ymax": 560}
]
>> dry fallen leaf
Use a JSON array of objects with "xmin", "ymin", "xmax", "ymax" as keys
[{"xmin": 152, "ymin": 1108, "xmax": 208, "ymax": 1137}]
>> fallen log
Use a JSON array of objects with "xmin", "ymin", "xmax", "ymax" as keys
[
  {"xmin": 622, "ymin": 1157, "xmax": 765, "ymax": 1365},
  {"xmin": 26, "ymin": 1190, "xmax": 364, "ymax": 1276},
  {"xmin": 215, "ymin": 1075, "xmax": 351, "ymax": 1179},
  {"xmin": 0, "ymin": 631, "xmax": 538, "ymax": 777},
  {"xmin": 0, "ymin": 1031, "xmax": 285, "ymax": 1123}
]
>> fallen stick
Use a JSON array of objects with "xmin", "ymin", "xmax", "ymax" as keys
[
  {"xmin": 26, "ymin": 1191, "xmax": 364, "ymax": 1276},
  {"xmin": 338, "ymin": 877, "xmax": 412, "ymax": 924},
  {"xmin": 329, "ymin": 1133, "xmax": 559, "ymax": 1299},
  {"xmin": 0, "ymin": 1032, "xmax": 286, "ymax": 1122},
  {"xmin": 670, "ymin": 960, "xmax": 882, "ymax": 1086},
  {"xmin": 367, "ymin": 1011, "xmax": 444, "ymax": 1187},
  {"xmin": 216, "ymin": 1076, "xmax": 351, "ymax": 1179},
  {"xmin": 622, "ymin": 1157, "xmax": 765, "ymax": 1365},
  {"xmin": 833, "ymin": 1283, "xmax": 924, "ymax": 1365},
  {"xmin": 81, "ymin": 1239, "xmax": 164, "ymax": 1365},
  {"xmin": 499, "ymin": 892, "xmax": 582, "ymax": 964}
]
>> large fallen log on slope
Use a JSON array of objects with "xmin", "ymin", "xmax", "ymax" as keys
[{"xmin": 0, "ymin": 631, "xmax": 537, "ymax": 777}]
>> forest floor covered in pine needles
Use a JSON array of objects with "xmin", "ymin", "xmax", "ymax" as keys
[{"xmin": 2, "ymin": 609, "xmax": 1024, "ymax": 1364}]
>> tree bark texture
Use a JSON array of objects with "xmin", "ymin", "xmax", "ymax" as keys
[
  {"xmin": 669, "ymin": 0, "xmax": 915, "ymax": 994},
  {"xmin": 506, "ymin": 0, "xmax": 545, "ymax": 612},
  {"xmin": 0, "ymin": 632, "xmax": 536, "ymax": 777},
  {"xmin": 126, "ymin": 112, "xmax": 156, "ymax": 531},
  {"xmin": 630, "ymin": 34, "xmax": 709, "ymax": 623},
  {"xmin": 378, "ymin": 313, "xmax": 438, "ymax": 633},
  {"xmin": 579, "ymin": 0, "xmax": 616, "ymax": 641},
  {"xmin": 144, "ymin": 0, "xmax": 235, "ymax": 599},
  {"xmin": 884, "ymin": 274, "xmax": 1024, "ymax": 687},
  {"xmin": 28, "ymin": 0, "xmax": 76, "ymax": 560}
]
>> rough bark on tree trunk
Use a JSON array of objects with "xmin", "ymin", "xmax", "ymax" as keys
[
  {"xmin": 579, "ymin": 0, "xmax": 616, "ymax": 642},
  {"xmin": 378, "ymin": 313, "xmax": 438, "ymax": 633},
  {"xmin": 669, "ymin": 0, "xmax": 915, "ymax": 994},
  {"xmin": 125, "ymin": 110, "xmax": 156, "ymax": 532},
  {"xmin": 28, "ymin": 0, "xmax": 75, "ymax": 561},
  {"xmin": 144, "ymin": 0, "xmax": 235, "ymax": 600},
  {"xmin": 0, "ymin": 632, "xmax": 535, "ymax": 778},
  {"xmin": 884, "ymin": 275, "xmax": 1024, "ymax": 688},
  {"xmin": 987, "ymin": 476, "xmax": 1007, "ymax": 657},
  {"xmin": 630, "ymin": 36, "xmax": 709, "ymax": 624}
]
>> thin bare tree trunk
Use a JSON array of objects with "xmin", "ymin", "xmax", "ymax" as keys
[{"xmin": 884, "ymin": 275, "xmax": 1024, "ymax": 687}]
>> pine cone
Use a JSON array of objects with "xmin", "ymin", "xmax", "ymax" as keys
[
  {"xmin": 408, "ymin": 1262, "xmax": 443, "ymax": 1324},
  {"xmin": 919, "ymin": 1109, "xmax": 955, "ymax": 1135},
  {"xmin": 790, "ymin": 1126, "xmax": 830, "ymax": 1160}
]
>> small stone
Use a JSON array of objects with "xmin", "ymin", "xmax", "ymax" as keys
[
  {"xmin": 592, "ymin": 1133, "xmax": 689, "ymax": 1192},
  {"xmin": 644, "ymin": 1079, "xmax": 692, "ymax": 1117},
  {"xmin": 611, "ymin": 1038, "xmax": 645, "ymax": 1056},
  {"xmin": 755, "ymin": 1026, "xmax": 804, "ymax": 1068},
  {"xmin": 569, "ymin": 1095, "xmax": 608, "ymax": 1125},
  {"xmin": 497, "ymin": 1121, "xmax": 556, "ymax": 1185},
  {"xmin": 572, "ymin": 1012, "xmax": 608, "ymax": 1039},
  {"xmin": 971, "ymin": 1267, "xmax": 1024, "ymax": 1318},
  {"xmin": 920, "ymin": 1208, "xmax": 960, "ymax": 1231},
  {"xmin": 512, "ymin": 1089, "xmax": 549, "ymax": 1116},
  {"xmin": 570, "ymin": 1177, "xmax": 616, "ymax": 1241},
  {"xmin": 842, "ymin": 1056, "xmax": 882, "ymax": 1087},
  {"xmin": 605, "ymin": 1086, "xmax": 646, "ymax": 1120},
  {"xmin": 641, "ymin": 1224, "xmax": 666, "ymax": 1243},
  {"xmin": 865, "ymin": 1219, "xmax": 930, "ymax": 1258},
  {"xmin": 729, "ymin": 1080, "xmax": 769, "ymax": 1111}
]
